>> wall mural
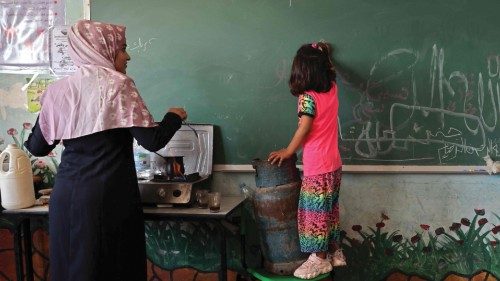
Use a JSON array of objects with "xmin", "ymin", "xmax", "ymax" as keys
[
  {"xmin": 0, "ymin": 209, "xmax": 499, "ymax": 280},
  {"xmin": 337, "ymin": 209, "xmax": 500, "ymax": 281},
  {"xmin": 0, "ymin": 219, "xmax": 245, "ymax": 281}
]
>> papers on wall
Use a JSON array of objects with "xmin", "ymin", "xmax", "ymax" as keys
[
  {"xmin": 0, "ymin": 0, "xmax": 66, "ymax": 73},
  {"xmin": 50, "ymin": 26, "xmax": 76, "ymax": 75}
]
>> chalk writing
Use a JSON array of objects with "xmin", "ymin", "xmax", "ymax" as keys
[
  {"xmin": 341, "ymin": 44, "xmax": 500, "ymax": 163},
  {"xmin": 129, "ymin": 37, "xmax": 157, "ymax": 53}
]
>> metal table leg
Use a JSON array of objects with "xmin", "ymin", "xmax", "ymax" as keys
[
  {"xmin": 22, "ymin": 219, "xmax": 34, "ymax": 281},
  {"xmin": 12, "ymin": 218, "xmax": 24, "ymax": 281},
  {"xmin": 216, "ymin": 221, "xmax": 227, "ymax": 281}
]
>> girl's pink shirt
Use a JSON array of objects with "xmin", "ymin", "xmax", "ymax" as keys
[{"xmin": 300, "ymin": 83, "xmax": 342, "ymax": 176}]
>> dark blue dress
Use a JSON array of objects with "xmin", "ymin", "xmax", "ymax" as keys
[{"xmin": 26, "ymin": 112, "xmax": 182, "ymax": 281}]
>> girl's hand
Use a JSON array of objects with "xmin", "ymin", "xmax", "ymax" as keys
[
  {"xmin": 268, "ymin": 148, "xmax": 293, "ymax": 166},
  {"xmin": 168, "ymin": 107, "xmax": 188, "ymax": 120}
]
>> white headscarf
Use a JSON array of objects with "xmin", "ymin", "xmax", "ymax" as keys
[{"xmin": 39, "ymin": 20, "xmax": 156, "ymax": 144}]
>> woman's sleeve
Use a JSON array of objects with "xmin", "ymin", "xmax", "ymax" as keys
[
  {"xmin": 25, "ymin": 117, "xmax": 59, "ymax": 157},
  {"xmin": 129, "ymin": 112, "xmax": 183, "ymax": 152}
]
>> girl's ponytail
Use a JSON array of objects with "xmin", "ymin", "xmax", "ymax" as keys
[{"xmin": 316, "ymin": 41, "xmax": 334, "ymax": 75}]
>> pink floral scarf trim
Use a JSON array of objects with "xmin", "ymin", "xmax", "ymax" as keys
[{"xmin": 39, "ymin": 20, "xmax": 156, "ymax": 144}]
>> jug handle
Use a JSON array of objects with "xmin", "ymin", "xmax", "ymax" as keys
[{"xmin": 0, "ymin": 151, "xmax": 9, "ymax": 173}]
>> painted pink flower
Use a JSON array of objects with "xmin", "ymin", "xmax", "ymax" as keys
[
  {"xmin": 352, "ymin": 225, "xmax": 362, "ymax": 232},
  {"xmin": 461, "ymin": 218, "xmax": 471, "ymax": 226},
  {"xmin": 474, "ymin": 208, "xmax": 485, "ymax": 216},
  {"xmin": 478, "ymin": 218, "xmax": 488, "ymax": 226},
  {"xmin": 435, "ymin": 227, "xmax": 445, "ymax": 236},
  {"xmin": 376, "ymin": 222, "xmax": 385, "ymax": 229},
  {"xmin": 23, "ymin": 122, "xmax": 32, "ymax": 130},
  {"xmin": 492, "ymin": 225, "xmax": 500, "ymax": 234},
  {"xmin": 450, "ymin": 222, "xmax": 461, "ymax": 231},
  {"xmin": 35, "ymin": 159, "xmax": 46, "ymax": 169},
  {"xmin": 411, "ymin": 234, "xmax": 420, "ymax": 244},
  {"xmin": 420, "ymin": 224, "xmax": 430, "ymax": 231},
  {"xmin": 7, "ymin": 128, "xmax": 18, "ymax": 135},
  {"xmin": 392, "ymin": 235, "xmax": 403, "ymax": 243}
]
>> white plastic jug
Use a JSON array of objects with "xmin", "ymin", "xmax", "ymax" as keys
[{"xmin": 0, "ymin": 144, "xmax": 35, "ymax": 210}]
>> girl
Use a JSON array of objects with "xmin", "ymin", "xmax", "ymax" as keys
[{"xmin": 268, "ymin": 41, "xmax": 345, "ymax": 279}]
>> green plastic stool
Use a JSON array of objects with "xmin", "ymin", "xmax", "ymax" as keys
[{"xmin": 247, "ymin": 268, "xmax": 330, "ymax": 281}]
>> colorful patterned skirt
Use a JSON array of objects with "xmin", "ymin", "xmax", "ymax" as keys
[{"xmin": 297, "ymin": 168, "xmax": 342, "ymax": 253}]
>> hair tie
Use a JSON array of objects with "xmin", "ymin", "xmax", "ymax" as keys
[{"xmin": 311, "ymin": 42, "xmax": 322, "ymax": 51}]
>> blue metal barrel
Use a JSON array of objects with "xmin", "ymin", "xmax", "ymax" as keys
[
  {"xmin": 252, "ymin": 181, "xmax": 307, "ymax": 275},
  {"xmin": 251, "ymin": 155, "xmax": 300, "ymax": 188}
]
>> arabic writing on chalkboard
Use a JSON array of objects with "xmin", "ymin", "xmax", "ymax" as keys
[{"xmin": 339, "ymin": 44, "xmax": 500, "ymax": 164}]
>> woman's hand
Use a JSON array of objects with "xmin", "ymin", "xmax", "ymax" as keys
[
  {"xmin": 268, "ymin": 148, "xmax": 293, "ymax": 166},
  {"xmin": 168, "ymin": 108, "xmax": 188, "ymax": 121}
]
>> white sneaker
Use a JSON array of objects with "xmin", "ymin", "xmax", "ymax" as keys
[
  {"xmin": 328, "ymin": 249, "xmax": 347, "ymax": 267},
  {"xmin": 293, "ymin": 253, "xmax": 333, "ymax": 279}
]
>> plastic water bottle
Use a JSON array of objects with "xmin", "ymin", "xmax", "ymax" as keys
[
  {"xmin": 0, "ymin": 144, "xmax": 35, "ymax": 210},
  {"xmin": 133, "ymin": 140, "xmax": 151, "ymax": 179}
]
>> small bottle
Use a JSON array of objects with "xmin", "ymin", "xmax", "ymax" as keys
[{"xmin": 133, "ymin": 140, "xmax": 151, "ymax": 180}]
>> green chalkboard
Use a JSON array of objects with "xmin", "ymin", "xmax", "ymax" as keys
[{"xmin": 91, "ymin": 0, "xmax": 500, "ymax": 165}]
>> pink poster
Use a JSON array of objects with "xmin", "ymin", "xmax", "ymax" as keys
[{"xmin": 0, "ymin": 0, "xmax": 66, "ymax": 71}]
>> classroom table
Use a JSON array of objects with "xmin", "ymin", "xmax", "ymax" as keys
[{"xmin": 1, "ymin": 195, "xmax": 246, "ymax": 281}]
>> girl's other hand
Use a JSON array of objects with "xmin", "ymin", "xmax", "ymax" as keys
[
  {"xmin": 168, "ymin": 107, "xmax": 188, "ymax": 121},
  {"xmin": 268, "ymin": 148, "xmax": 293, "ymax": 166}
]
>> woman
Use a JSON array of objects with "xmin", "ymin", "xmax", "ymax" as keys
[{"xmin": 25, "ymin": 20, "xmax": 186, "ymax": 281}]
